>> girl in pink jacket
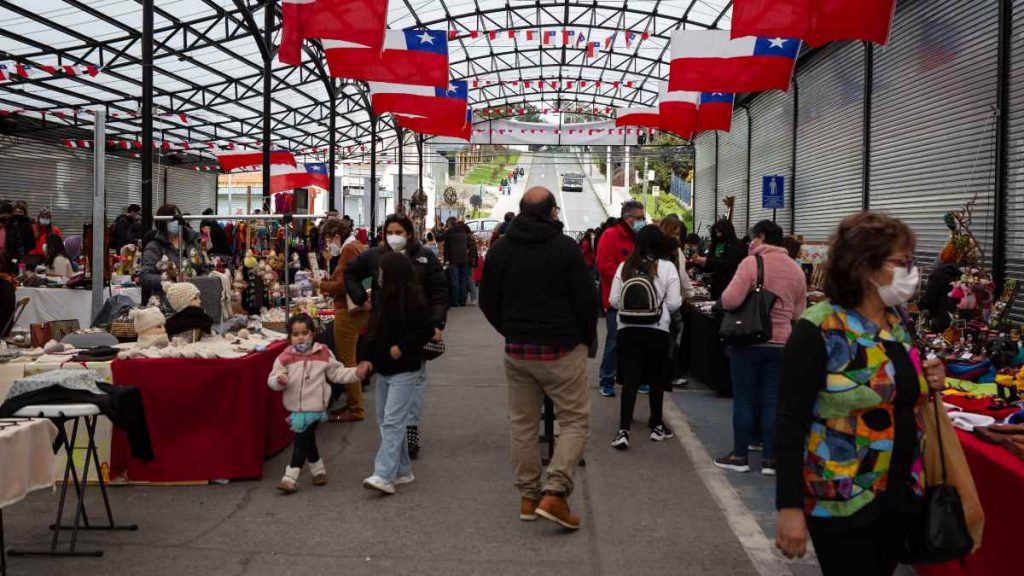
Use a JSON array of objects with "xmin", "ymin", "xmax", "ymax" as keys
[{"xmin": 269, "ymin": 314, "xmax": 370, "ymax": 493}]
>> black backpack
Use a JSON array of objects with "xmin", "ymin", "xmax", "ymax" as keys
[{"xmin": 618, "ymin": 262, "xmax": 663, "ymax": 325}]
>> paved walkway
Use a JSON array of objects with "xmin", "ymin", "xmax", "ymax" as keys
[
  {"xmin": 487, "ymin": 152, "xmax": 533, "ymax": 219},
  {"xmin": 4, "ymin": 307, "xmax": 776, "ymax": 576}
]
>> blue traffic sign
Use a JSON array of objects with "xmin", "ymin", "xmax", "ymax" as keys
[{"xmin": 762, "ymin": 175, "xmax": 785, "ymax": 210}]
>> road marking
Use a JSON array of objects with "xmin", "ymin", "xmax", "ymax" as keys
[{"xmin": 661, "ymin": 400, "xmax": 813, "ymax": 576}]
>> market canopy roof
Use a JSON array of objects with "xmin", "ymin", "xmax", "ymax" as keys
[{"xmin": 0, "ymin": 1, "xmax": 734, "ymax": 163}]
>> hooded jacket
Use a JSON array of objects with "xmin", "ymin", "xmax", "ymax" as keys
[
  {"xmin": 343, "ymin": 243, "xmax": 449, "ymax": 330},
  {"xmin": 595, "ymin": 221, "xmax": 635, "ymax": 310},
  {"xmin": 268, "ymin": 342, "xmax": 360, "ymax": 412},
  {"xmin": 480, "ymin": 213, "xmax": 599, "ymax": 348}
]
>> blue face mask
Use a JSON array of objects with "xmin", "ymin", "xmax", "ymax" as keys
[
  {"xmin": 632, "ymin": 220, "xmax": 646, "ymax": 233},
  {"xmin": 294, "ymin": 342, "xmax": 312, "ymax": 353},
  {"xmin": 167, "ymin": 221, "xmax": 180, "ymax": 236}
]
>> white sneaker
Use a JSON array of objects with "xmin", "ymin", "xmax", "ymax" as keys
[
  {"xmin": 362, "ymin": 475, "xmax": 396, "ymax": 495},
  {"xmin": 611, "ymin": 430, "xmax": 630, "ymax": 450},
  {"xmin": 395, "ymin": 473, "xmax": 415, "ymax": 486},
  {"xmin": 649, "ymin": 425, "xmax": 674, "ymax": 442}
]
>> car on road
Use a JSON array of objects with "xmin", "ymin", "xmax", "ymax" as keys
[
  {"xmin": 465, "ymin": 218, "xmax": 501, "ymax": 243},
  {"xmin": 561, "ymin": 172, "xmax": 584, "ymax": 192}
]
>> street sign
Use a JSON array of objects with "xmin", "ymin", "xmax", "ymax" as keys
[
  {"xmin": 762, "ymin": 175, "xmax": 785, "ymax": 210},
  {"xmin": 652, "ymin": 185, "xmax": 661, "ymax": 197}
]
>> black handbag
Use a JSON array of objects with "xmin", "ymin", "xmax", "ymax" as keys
[
  {"xmin": 718, "ymin": 255, "xmax": 777, "ymax": 346},
  {"xmin": 902, "ymin": 396, "xmax": 974, "ymax": 564}
]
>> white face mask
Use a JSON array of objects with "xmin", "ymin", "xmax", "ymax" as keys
[
  {"xmin": 328, "ymin": 242, "xmax": 341, "ymax": 257},
  {"xmin": 874, "ymin": 266, "xmax": 920, "ymax": 307},
  {"xmin": 386, "ymin": 234, "xmax": 407, "ymax": 252}
]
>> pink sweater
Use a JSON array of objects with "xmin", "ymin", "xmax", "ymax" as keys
[
  {"xmin": 268, "ymin": 343, "xmax": 360, "ymax": 413},
  {"xmin": 720, "ymin": 244, "xmax": 807, "ymax": 345}
]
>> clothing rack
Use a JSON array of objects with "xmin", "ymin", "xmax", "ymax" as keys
[{"xmin": 154, "ymin": 213, "xmax": 329, "ymax": 323}]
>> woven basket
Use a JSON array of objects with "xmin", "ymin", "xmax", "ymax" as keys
[
  {"xmin": 263, "ymin": 321, "xmax": 287, "ymax": 334},
  {"xmin": 109, "ymin": 319, "xmax": 138, "ymax": 340}
]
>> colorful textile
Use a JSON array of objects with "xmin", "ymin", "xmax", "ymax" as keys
[
  {"xmin": 505, "ymin": 341, "xmax": 575, "ymax": 362},
  {"xmin": 288, "ymin": 411, "xmax": 327, "ymax": 433},
  {"xmin": 800, "ymin": 301, "xmax": 929, "ymax": 518}
]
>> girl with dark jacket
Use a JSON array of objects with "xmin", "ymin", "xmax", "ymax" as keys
[
  {"xmin": 691, "ymin": 219, "xmax": 747, "ymax": 300},
  {"xmin": 344, "ymin": 214, "xmax": 449, "ymax": 458},
  {"xmin": 360, "ymin": 252, "xmax": 435, "ymax": 495}
]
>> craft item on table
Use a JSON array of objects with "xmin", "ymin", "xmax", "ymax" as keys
[
  {"xmin": 62, "ymin": 330, "xmax": 119, "ymax": 349},
  {"xmin": 116, "ymin": 330, "xmax": 281, "ymax": 360},
  {"xmin": 42, "ymin": 339, "xmax": 72, "ymax": 355},
  {"xmin": 973, "ymin": 423, "xmax": 1024, "ymax": 461},
  {"xmin": 163, "ymin": 281, "xmax": 201, "ymax": 313},
  {"xmin": 131, "ymin": 307, "xmax": 169, "ymax": 349},
  {"xmin": 208, "ymin": 270, "xmax": 234, "ymax": 322},
  {"xmin": 1007, "ymin": 409, "xmax": 1024, "ymax": 425},
  {"xmin": 945, "ymin": 410, "xmax": 996, "ymax": 432},
  {"xmin": 166, "ymin": 306, "xmax": 214, "ymax": 340},
  {"xmin": 71, "ymin": 346, "xmax": 122, "ymax": 362},
  {"xmin": 944, "ymin": 359, "xmax": 992, "ymax": 382},
  {"xmin": 946, "ymin": 378, "xmax": 999, "ymax": 397},
  {"xmin": 4, "ymin": 368, "xmax": 104, "ymax": 401},
  {"xmin": 942, "ymin": 393, "xmax": 1020, "ymax": 421}
]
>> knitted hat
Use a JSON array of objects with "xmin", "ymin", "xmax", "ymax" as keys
[
  {"xmin": 130, "ymin": 307, "xmax": 165, "ymax": 334},
  {"xmin": 164, "ymin": 282, "xmax": 200, "ymax": 313}
]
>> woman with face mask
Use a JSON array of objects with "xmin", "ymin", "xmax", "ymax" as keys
[
  {"xmin": 140, "ymin": 203, "xmax": 202, "ymax": 304},
  {"xmin": 690, "ymin": 219, "xmax": 746, "ymax": 301},
  {"xmin": 343, "ymin": 214, "xmax": 449, "ymax": 459},
  {"xmin": 313, "ymin": 218, "xmax": 371, "ymax": 423},
  {"xmin": 773, "ymin": 212, "xmax": 946, "ymax": 575},
  {"xmin": 714, "ymin": 220, "xmax": 809, "ymax": 476},
  {"xmin": 30, "ymin": 208, "xmax": 64, "ymax": 257}
]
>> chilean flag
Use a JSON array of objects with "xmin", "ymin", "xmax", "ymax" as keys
[
  {"xmin": 279, "ymin": 0, "xmax": 389, "ymax": 66},
  {"xmin": 731, "ymin": 0, "xmax": 897, "ymax": 47},
  {"xmin": 398, "ymin": 109, "xmax": 473, "ymax": 140},
  {"xmin": 369, "ymin": 79, "xmax": 467, "ymax": 118},
  {"xmin": 697, "ymin": 92, "xmax": 735, "ymax": 133},
  {"xmin": 669, "ymin": 31, "xmax": 801, "ymax": 93},
  {"xmin": 615, "ymin": 107, "xmax": 660, "ymax": 129},
  {"xmin": 270, "ymin": 163, "xmax": 331, "ymax": 193},
  {"xmin": 324, "ymin": 29, "xmax": 449, "ymax": 88},
  {"xmin": 216, "ymin": 149, "xmax": 297, "ymax": 172},
  {"xmin": 658, "ymin": 82, "xmax": 699, "ymax": 140}
]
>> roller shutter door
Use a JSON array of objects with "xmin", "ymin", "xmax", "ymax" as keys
[
  {"xmin": 165, "ymin": 167, "xmax": 217, "ymax": 217},
  {"xmin": 1007, "ymin": 0, "xmax": 1024, "ymax": 321},
  {"xmin": 747, "ymin": 90, "xmax": 794, "ymax": 231},
  {"xmin": 693, "ymin": 131, "xmax": 718, "ymax": 236},
  {"xmin": 717, "ymin": 108, "xmax": 749, "ymax": 235},
  {"xmin": 104, "ymin": 158, "xmax": 165, "ymax": 223},
  {"xmin": 869, "ymin": 0, "xmax": 999, "ymax": 271},
  {"xmin": 794, "ymin": 42, "xmax": 865, "ymax": 242}
]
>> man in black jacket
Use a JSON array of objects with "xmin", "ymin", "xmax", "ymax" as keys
[
  {"xmin": 480, "ymin": 187, "xmax": 599, "ymax": 531},
  {"xmin": 442, "ymin": 217, "xmax": 470, "ymax": 307},
  {"xmin": 113, "ymin": 204, "xmax": 142, "ymax": 250},
  {"xmin": 344, "ymin": 213, "xmax": 448, "ymax": 458}
]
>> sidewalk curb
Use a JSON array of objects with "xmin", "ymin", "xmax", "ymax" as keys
[{"xmin": 662, "ymin": 400, "xmax": 817, "ymax": 576}]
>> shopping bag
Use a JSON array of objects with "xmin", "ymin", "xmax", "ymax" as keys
[{"xmin": 924, "ymin": 394, "xmax": 984, "ymax": 553}]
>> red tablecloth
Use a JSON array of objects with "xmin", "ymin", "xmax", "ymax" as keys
[
  {"xmin": 916, "ymin": 429, "xmax": 1024, "ymax": 575},
  {"xmin": 109, "ymin": 342, "xmax": 292, "ymax": 482}
]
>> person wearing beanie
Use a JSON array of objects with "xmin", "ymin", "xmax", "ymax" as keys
[{"xmin": 131, "ymin": 307, "xmax": 169, "ymax": 349}]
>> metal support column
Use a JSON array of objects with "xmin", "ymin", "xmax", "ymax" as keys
[
  {"xmin": 862, "ymin": 42, "xmax": 873, "ymax": 211},
  {"xmin": 417, "ymin": 134, "xmax": 424, "ymax": 194},
  {"xmin": 397, "ymin": 127, "xmax": 404, "ymax": 208},
  {"xmin": 713, "ymin": 132, "xmax": 720, "ymax": 221},
  {"xmin": 370, "ymin": 115, "xmax": 378, "ymax": 231},
  {"xmin": 790, "ymin": 79, "xmax": 799, "ymax": 234},
  {"xmin": 91, "ymin": 111, "xmax": 106, "ymax": 318},
  {"xmin": 261, "ymin": 2, "xmax": 274, "ymax": 198},
  {"xmin": 141, "ymin": 0, "xmax": 154, "ymax": 231},
  {"xmin": 743, "ymin": 106, "xmax": 753, "ymax": 232},
  {"xmin": 993, "ymin": 0, "xmax": 1012, "ymax": 291},
  {"xmin": 329, "ymin": 88, "xmax": 337, "ymax": 211}
]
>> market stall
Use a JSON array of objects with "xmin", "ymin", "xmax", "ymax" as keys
[
  {"xmin": 683, "ymin": 302, "xmax": 732, "ymax": 396},
  {"xmin": 15, "ymin": 286, "xmax": 142, "ymax": 329}
]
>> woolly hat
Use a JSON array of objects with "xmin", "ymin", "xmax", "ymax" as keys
[
  {"xmin": 164, "ymin": 282, "xmax": 200, "ymax": 313},
  {"xmin": 130, "ymin": 307, "xmax": 165, "ymax": 334}
]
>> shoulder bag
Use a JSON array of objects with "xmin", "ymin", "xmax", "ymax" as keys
[{"xmin": 718, "ymin": 255, "xmax": 777, "ymax": 346}]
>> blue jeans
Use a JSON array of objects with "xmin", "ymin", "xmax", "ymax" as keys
[
  {"xmin": 728, "ymin": 345, "xmax": 783, "ymax": 460},
  {"xmin": 407, "ymin": 364, "xmax": 427, "ymax": 427},
  {"xmin": 448, "ymin": 265, "xmax": 469, "ymax": 306},
  {"xmin": 373, "ymin": 367, "xmax": 425, "ymax": 481},
  {"xmin": 598, "ymin": 309, "xmax": 618, "ymax": 388}
]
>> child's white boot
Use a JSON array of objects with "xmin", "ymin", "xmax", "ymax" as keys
[
  {"xmin": 309, "ymin": 460, "xmax": 327, "ymax": 486},
  {"xmin": 277, "ymin": 466, "xmax": 301, "ymax": 494}
]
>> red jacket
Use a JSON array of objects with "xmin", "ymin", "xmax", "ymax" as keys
[
  {"xmin": 595, "ymin": 222, "xmax": 635, "ymax": 310},
  {"xmin": 580, "ymin": 238, "xmax": 595, "ymax": 268}
]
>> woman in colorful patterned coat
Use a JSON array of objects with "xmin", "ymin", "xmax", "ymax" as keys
[{"xmin": 774, "ymin": 212, "xmax": 947, "ymax": 575}]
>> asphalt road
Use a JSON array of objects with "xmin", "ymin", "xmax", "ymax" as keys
[{"xmin": 526, "ymin": 150, "xmax": 609, "ymax": 232}]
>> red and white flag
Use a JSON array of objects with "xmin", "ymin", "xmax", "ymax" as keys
[
  {"xmin": 396, "ymin": 109, "xmax": 472, "ymax": 141},
  {"xmin": 325, "ymin": 29, "xmax": 449, "ymax": 88},
  {"xmin": 270, "ymin": 163, "xmax": 330, "ymax": 193},
  {"xmin": 215, "ymin": 149, "xmax": 297, "ymax": 172},
  {"xmin": 731, "ymin": 0, "xmax": 897, "ymax": 47},
  {"xmin": 658, "ymin": 82, "xmax": 699, "ymax": 140},
  {"xmin": 697, "ymin": 93, "xmax": 735, "ymax": 133},
  {"xmin": 280, "ymin": 0, "xmax": 388, "ymax": 66},
  {"xmin": 669, "ymin": 31, "xmax": 801, "ymax": 93},
  {"xmin": 369, "ymin": 80, "xmax": 467, "ymax": 118},
  {"xmin": 615, "ymin": 107, "xmax": 660, "ymax": 129}
]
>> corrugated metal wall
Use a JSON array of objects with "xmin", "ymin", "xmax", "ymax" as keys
[
  {"xmin": 0, "ymin": 136, "xmax": 215, "ymax": 236},
  {"xmin": 1007, "ymin": 0, "xmax": 1024, "ymax": 321},
  {"xmin": 869, "ymin": 0, "xmax": 999, "ymax": 270},
  {"xmin": 747, "ymin": 90, "xmax": 794, "ymax": 231},
  {"xmin": 718, "ymin": 108, "xmax": 749, "ymax": 235},
  {"xmin": 794, "ymin": 42, "xmax": 866, "ymax": 242},
  {"xmin": 692, "ymin": 131, "xmax": 717, "ymax": 237}
]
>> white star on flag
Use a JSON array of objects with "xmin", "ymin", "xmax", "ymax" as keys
[
  {"xmin": 418, "ymin": 31, "xmax": 435, "ymax": 45},
  {"xmin": 447, "ymin": 83, "xmax": 457, "ymax": 93},
  {"xmin": 769, "ymin": 38, "xmax": 787, "ymax": 48}
]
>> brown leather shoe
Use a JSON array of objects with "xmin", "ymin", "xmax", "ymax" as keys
[
  {"xmin": 330, "ymin": 410, "xmax": 364, "ymax": 423},
  {"xmin": 536, "ymin": 494, "xmax": 581, "ymax": 530},
  {"xmin": 520, "ymin": 497, "xmax": 540, "ymax": 521}
]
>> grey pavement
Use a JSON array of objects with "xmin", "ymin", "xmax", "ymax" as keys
[
  {"xmin": 4, "ymin": 306, "xmax": 763, "ymax": 576},
  {"xmin": 527, "ymin": 151, "xmax": 609, "ymax": 232}
]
